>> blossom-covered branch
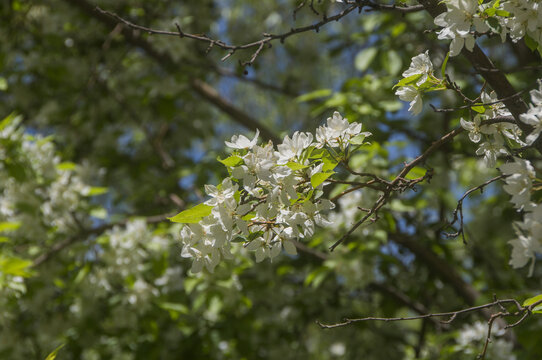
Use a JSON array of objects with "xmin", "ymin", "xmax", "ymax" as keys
[{"xmin": 171, "ymin": 112, "xmax": 372, "ymax": 273}]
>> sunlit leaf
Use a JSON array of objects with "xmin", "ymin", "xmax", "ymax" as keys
[
  {"xmin": 218, "ymin": 155, "xmax": 243, "ymax": 167},
  {"xmin": 168, "ymin": 203, "xmax": 213, "ymax": 223},
  {"xmin": 355, "ymin": 47, "xmax": 378, "ymax": 72},
  {"xmin": 0, "ymin": 222, "xmax": 21, "ymax": 233},
  {"xmin": 296, "ymin": 89, "xmax": 332, "ymax": 103},
  {"xmin": 311, "ymin": 171, "xmax": 334, "ymax": 188},
  {"xmin": 45, "ymin": 344, "xmax": 65, "ymax": 360},
  {"xmin": 523, "ymin": 294, "xmax": 542, "ymax": 313},
  {"xmin": 0, "ymin": 256, "xmax": 34, "ymax": 277}
]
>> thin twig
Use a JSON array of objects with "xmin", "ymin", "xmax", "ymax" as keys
[
  {"xmin": 442, "ymin": 174, "xmax": 507, "ymax": 243},
  {"xmin": 430, "ymin": 89, "xmax": 529, "ymax": 113},
  {"xmin": 95, "ymin": 4, "xmax": 361, "ymax": 66},
  {"xmin": 329, "ymin": 116, "xmax": 514, "ymax": 251}
]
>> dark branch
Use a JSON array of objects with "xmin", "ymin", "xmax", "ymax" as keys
[
  {"xmin": 442, "ymin": 175, "xmax": 507, "ymax": 243},
  {"xmin": 65, "ymin": 0, "xmax": 280, "ymax": 143}
]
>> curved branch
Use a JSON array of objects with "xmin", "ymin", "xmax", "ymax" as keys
[
  {"xmin": 329, "ymin": 116, "xmax": 515, "ymax": 251},
  {"xmin": 65, "ymin": 0, "xmax": 280, "ymax": 143},
  {"xmin": 95, "ymin": 4, "xmax": 361, "ymax": 65}
]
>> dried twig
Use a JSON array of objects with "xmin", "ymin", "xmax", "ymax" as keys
[
  {"xmin": 442, "ymin": 174, "xmax": 507, "ymax": 243},
  {"xmin": 317, "ymin": 297, "xmax": 542, "ymax": 359},
  {"xmin": 430, "ymin": 88, "xmax": 530, "ymax": 113},
  {"xmin": 95, "ymin": 4, "xmax": 361, "ymax": 66}
]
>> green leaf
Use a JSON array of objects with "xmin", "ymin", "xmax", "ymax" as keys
[
  {"xmin": 296, "ymin": 89, "xmax": 332, "ymax": 103},
  {"xmin": 157, "ymin": 302, "xmax": 189, "ymax": 314},
  {"xmin": 218, "ymin": 155, "xmax": 243, "ymax": 167},
  {"xmin": 0, "ymin": 77, "xmax": 7, "ymax": 91},
  {"xmin": 0, "ymin": 256, "xmax": 34, "ymax": 277},
  {"xmin": 56, "ymin": 162, "xmax": 77, "ymax": 171},
  {"xmin": 231, "ymin": 236, "xmax": 247, "ymax": 243},
  {"xmin": 355, "ymin": 47, "xmax": 378, "ymax": 72},
  {"xmin": 523, "ymin": 294, "xmax": 542, "ymax": 313},
  {"xmin": 311, "ymin": 171, "xmax": 334, "ymax": 188},
  {"xmin": 304, "ymin": 266, "xmax": 329, "ymax": 288},
  {"xmin": 0, "ymin": 113, "xmax": 19, "ymax": 131},
  {"xmin": 300, "ymin": 189, "xmax": 314, "ymax": 203},
  {"xmin": 524, "ymin": 34, "xmax": 538, "ymax": 52},
  {"xmin": 441, "ymin": 51, "xmax": 450, "ymax": 79},
  {"xmin": 0, "ymin": 221, "xmax": 21, "ymax": 233},
  {"xmin": 471, "ymin": 104, "xmax": 486, "ymax": 113},
  {"xmin": 390, "ymin": 22, "xmax": 406, "ymax": 38},
  {"xmin": 349, "ymin": 134, "xmax": 367, "ymax": 145},
  {"xmin": 405, "ymin": 166, "xmax": 426, "ymax": 180},
  {"xmin": 90, "ymin": 207, "xmax": 107, "ymax": 219},
  {"xmin": 286, "ymin": 161, "xmax": 309, "ymax": 171},
  {"xmin": 86, "ymin": 187, "xmax": 108, "ymax": 196},
  {"xmin": 45, "ymin": 344, "xmax": 65, "ymax": 360},
  {"xmin": 484, "ymin": 7, "xmax": 496, "ymax": 16},
  {"xmin": 307, "ymin": 147, "xmax": 325, "ymax": 159},
  {"xmin": 241, "ymin": 212, "xmax": 256, "ymax": 221},
  {"xmin": 322, "ymin": 154, "xmax": 339, "ymax": 172},
  {"xmin": 494, "ymin": 9, "xmax": 510, "ymax": 17},
  {"xmin": 168, "ymin": 203, "xmax": 213, "ymax": 223},
  {"xmin": 74, "ymin": 264, "xmax": 90, "ymax": 284},
  {"xmin": 385, "ymin": 50, "xmax": 402, "ymax": 76},
  {"xmin": 393, "ymin": 74, "xmax": 422, "ymax": 89}
]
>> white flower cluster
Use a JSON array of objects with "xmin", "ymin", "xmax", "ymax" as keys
[
  {"xmin": 501, "ymin": 0, "xmax": 542, "ymax": 45},
  {"xmin": 499, "ymin": 156, "xmax": 542, "ymax": 276},
  {"xmin": 434, "ymin": 0, "xmax": 541, "ymax": 57},
  {"xmin": 435, "ymin": 0, "xmax": 489, "ymax": 56},
  {"xmin": 0, "ymin": 115, "xmax": 105, "ymax": 297},
  {"xmin": 508, "ymin": 205, "xmax": 542, "ymax": 276},
  {"xmin": 85, "ymin": 220, "xmax": 175, "ymax": 309},
  {"xmin": 0, "ymin": 116, "xmax": 94, "ymax": 238},
  {"xmin": 395, "ymin": 51, "xmax": 442, "ymax": 115},
  {"xmin": 520, "ymin": 80, "xmax": 542, "ymax": 145},
  {"xmin": 176, "ymin": 112, "xmax": 371, "ymax": 273},
  {"xmin": 459, "ymin": 83, "xmax": 542, "ymax": 275},
  {"xmin": 460, "ymin": 91, "xmax": 522, "ymax": 168},
  {"xmin": 456, "ymin": 321, "xmax": 516, "ymax": 360}
]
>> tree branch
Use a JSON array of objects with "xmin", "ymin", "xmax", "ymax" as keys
[
  {"xmin": 442, "ymin": 174, "xmax": 507, "ymax": 244},
  {"xmin": 94, "ymin": 3, "xmax": 362, "ymax": 66},
  {"xmin": 64, "ymin": 0, "xmax": 280, "ymax": 143}
]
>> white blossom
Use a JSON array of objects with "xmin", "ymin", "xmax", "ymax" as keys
[
  {"xmin": 500, "ymin": 158, "xmax": 535, "ymax": 210},
  {"xmin": 204, "ymin": 177, "xmax": 238, "ymax": 206},
  {"xmin": 520, "ymin": 80, "xmax": 542, "ymax": 145},
  {"xmin": 402, "ymin": 50, "xmax": 433, "ymax": 86},
  {"xmin": 475, "ymin": 138, "xmax": 507, "ymax": 168},
  {"xmin": 456, "ymin": 321, "xmax": 515, "ymax": 360},
  {"xmin": 276, "ymin": 131, "xmax": 313, "ymax": 164},
  {"xmin": 395, "ymin": 86, "xmax": 423, "ymax": 115},
  {"xmin": 509, "ymin": 205, "xmax": 542, "ymax": 276},
  {"xmin": 315, "ymin": 111, "xmax": 367, "ymax": 149},
  {"xmin": 434, "ymin": 0, "xmax": 489, "ymax": 56},
  {"xmin": 225, "ymin": 129, "xmax": 259, "ymax": 149}
]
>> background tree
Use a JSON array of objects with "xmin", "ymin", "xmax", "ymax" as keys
[{"xmin": 0, "ymin": 0, "xmax": 541, "ymax": 359}]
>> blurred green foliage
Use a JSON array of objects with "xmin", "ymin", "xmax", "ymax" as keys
[{"xmin": 0, "ymin": 0, "xmax": 541, "ymax": 359}]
